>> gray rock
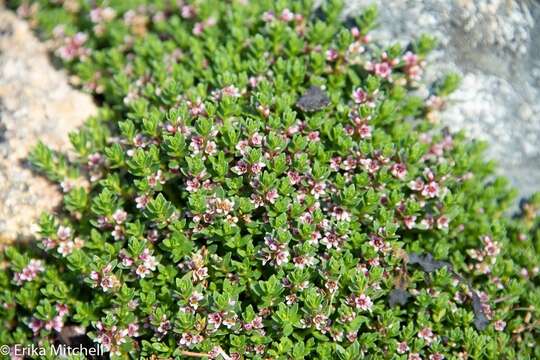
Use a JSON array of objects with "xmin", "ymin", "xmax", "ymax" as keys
[{"xmin": 346, "ymin": 0, "xmax": 540, "ymax": 200}]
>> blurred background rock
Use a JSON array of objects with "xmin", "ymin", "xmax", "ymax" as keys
[{"xmin": 0, "ymin": 8, "xmax": 96, "ymax": 244}]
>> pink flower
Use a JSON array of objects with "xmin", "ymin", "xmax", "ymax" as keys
[
  {"xmin": 287, "ymin": 171, "xmax": 302, "ymax": 185},
  {"xmin": 421, "ymin": 181, "xmax": 440, "ymax": 198},
  {"xmin": 358, "ymin": 124, "xmax": 372, "ymax": 139},
  {"xmin": 135, "ymin": 194, "xmax": 149, "ymax": 209},
  {"xmin": 133, "ymin": 134, "xmax": 147, "ymax": 148},
  {"xmin": 190, "ymin": 136, "xmax": 204, "ymax": 153},
  {"xmin": 308, "ymin": 131, "xmax": 320, "ymax": 142},
  {"xmin": 57, "ymin": 241, "xmax": 74, "ymax": 256},
  {"xmin": 250, "ymin": 194, "xmax": 264, "ymax": 208},
  {"xmin": 286, "ymin": 294, "xmax": 298, "ymax": 305},
  {"xmin": 293, "ymin": 255, "xmax": 313, "ymax": 269},
  {"xmin": 331, "ymin": 206, "xmax": 351, "ymax": 222},
  {"xmin": 192, "ymin": 22, "xmax": 205, "ymax": 35},
  {"xmin": 352, "ymin": 88, "xmax": 368, "ymax": 104},
  {"xmin": 309, "ymin": 182, "xmax": 325, "ymax": 198},
  {"xmin": 351, "ymin": 27, "xmax": 361, "ymax": 38},
  {"xmin": 325, "ymin": 280, "xmax": 339, "ymax": 293},
  {"xmin": 138, "ymin": 249, "xmax": 158, "ymax": 275},
  {"xmin": 45, "ymin": 315, "xmax": 64, "ymax": 332},
  {"xmin": 100, "ymin": 274, "xmax": 119, "ymax": 292},
  {"xmin": 418, "ymin": 327, "xmax": 435, "ymax": 344},
  {"xmin": 275, "ymin": 250, "xmax": 290, "ymax": 266},
  {"xmin": 436, "ymin": 215, "xmax": 449, "ymax": 229},
  {"xmin": 397, "ymin": 341, "xmax": 409, "ymax": 354},
  {"xmin": 494, "ymin": 319, "xmax": 506, "ymax": 331},
  {"xmin": 179, "ymin": 332, "xmax": 203, "ymax": 347},
  {"xmin": 250, "ymin": 161, "xmax": 266, "ymax": 174},
  {"xmin": 482, "ymin": 236, "xmax": 501, "ymax": 257},
  {"xmin": 186, "ymin": 179, "xmax": 201, "ymax": 192},
  {"xmin": 353, "ymin": 294, "xmax": 373, "ymax": 311},
  {"xmin": 181, "ymin": 5, "xmax": 196, "ymax": 19},
  {"xmin": 429, "ymin": 354, "xmax": 444, "ymax": 360},
  {"xmin": 15, "ymin": 259, "xmax": 45, "ymax": 284},
  {"xmin": 374, "ymin": 62, "xmax": 392, "ymax": 78},
  {"xmin": 29, "ymin": 318, "xmax": 43, "ymax": 334},
  {"xmin": 403, "ymin": 51, "xmax": 422, "ymax": 80},
  {"xmin": 156, "ymin": 317, "xmax": 171, "ymax": 335},
  {"xmin": 321, "ymin": 232, "xmax": 341, "ymax": 249},
  {"xmin": 208, "ymin": 312, "xmax": 223, "ymax": 328},
  {"xmin": 348, "ymin": 41, "xmax": 365, "ymax": 56},
  {"xmin": 312, "ymin": 313, "xmax": 329, "ymax": 331},
  {"xmin": 251, "ymin": 316, "xmax": 264, "ymax": 329},
  {"xmin": 232, "ymin": 160, "xmax": 248, "ymax": 175},
  {"xmin": 147, "ymin": 170, "xmax": 165, "ymax": 188},
  {"xmin": 326, "ymin": 48, "xmax": 338, "ymax": 61},
  {"xmin": 57, "ymin": 226, "xmax": 72, "ymax": 240},
  {"xmin": 403, "ymin": 215, "xmax": 417, "ymax": 229},
  {"xmin": 57, "ymin": 32, "xmax": 89, "ymax": 61},
  {"xmin": 90, "ymin": 271, "xmax": 100, "ymax": 281},
  {"xmin": 95, "ymin": 321, "xmax": 128, "ymax": 355},
  {"xmin": 194, "ymin": 266, "xmax": 209, "ymax": 281},
  {"xmin": 136, "ymin": 264, "xmax": 150, "ymax": 278},
  {"xmin": 188, "ymin": 99, "xmax": 206, "ymax": 116},
  {"xmin": 208, "ymin": 347, "xmax": 223, "ymax": 359},
  {"xmin": 369, "ymin": 234, "xmax": 389, "ymax": 252},
  {"xmin": 112, "ymin": 209, "xmax": 127, "ymax": 224},
  {"xmin": 127, "ymin": 322, "xmax": 139, "ymax": 337},
  {"xmin": 266, "ymin": 189, "xmax": 279, "ymax": 204},
  {"xmin": 262, "ymin": 11, "xmax": 275, "ymax": 22},
  {"xmin": 221, "ymin": 85, "xmax": 241, "ymax": 98},
  {"xmin": 360, "ymin": 158, "xmax": 380, "ymax": 174},
  {"xmin": 213, "ymin": 198, "xmax": 235, "ymax": 215},
  {"xmin": 340, "ymin": 157, "xmax": 355, "ymax": 171},
  {"xmin": 280, "ymin": 8, "xmax": 294, "ymax": 22},
  {"xmin": 403, "ymin": 51, "xmax": 418, "ymax": 66},
  {"xmin": 409, "ymin": 354, "xmax": 422, "ymax": 360},
  {"xmin": 56, "ymin": 303, "xmax": 69, "ymax": 317},
  {"xmin": 250, "ymin": 133, "xmax": 263, "ymax": 146},
  {"xmin": 112, "ymin": 225, "xmax": 124, "ymax": 240},
  {"xmin": 409, "ymin": 178, "xmax": 425, "ymax": 191},
  {"xmin": 90, "ymin": 7, "xmax": 116, "ymax": 23},
  {"xmin": 188, "ymin": 291, "xmax": 204, "ymax": 310},
  {"xmin": 346, "ymin": 331, "xmax": 358, "ymax": 342},
  {"xmin": 391, "ymin": 163, "xmax": 408, "ymax": 180},
  {"xmin": 407, "ymin": 66, "xmax": 423, "ymax": 80}
]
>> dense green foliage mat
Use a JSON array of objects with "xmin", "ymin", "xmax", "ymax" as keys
[{"xmin": 2, "ymin": 0, "xmax": 540, "ymax": 359}]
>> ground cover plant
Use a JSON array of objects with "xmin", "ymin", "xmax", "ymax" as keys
[{"xmin": 2, "ymin": 0, "xmax": 540, "ymax": 359}]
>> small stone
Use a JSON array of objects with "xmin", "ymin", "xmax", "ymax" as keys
[
  {"xmin": 408, "ymin": 252, "xmax": 452, "ymax": 273},
  {"xmin": 471, "ymin": 288, "xmax": 489, "ymax": 331},
  {"xmin": 296, "ymin": 86, "xmax": 330, "ymax": 112},
  {"xmin": 388, "ymin": 288, "xmax": 412, "ymax": 307}
]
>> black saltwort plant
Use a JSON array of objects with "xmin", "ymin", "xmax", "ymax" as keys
[{"xmin": 2, "ymin": 0, "xmax": 540, "ymax": 359}]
